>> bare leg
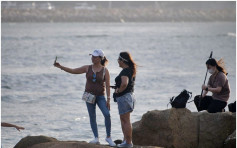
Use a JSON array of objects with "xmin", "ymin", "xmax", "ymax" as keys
[
  {"xmin": 120, "ymin": 116, "xmax": 125, "ymax": 141},
  {"xmin": 120, "ymin": 112, "xmax": 132, "ymax": 144}
]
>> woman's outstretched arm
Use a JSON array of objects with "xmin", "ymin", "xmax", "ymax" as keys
[
  {"xmin": 1, "ymin": 122, "xmax": 25, "ymax": 131},
  {"xmin": 54, "ymin": 62, "xmax": 89, "ymax": 74}
]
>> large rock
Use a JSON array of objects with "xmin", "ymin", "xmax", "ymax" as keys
[
  {"xmin": 14, "ymin": 135, "xmax": 58, "ymax": 148},
  {"xmin": 133, "ymin": 108, "xmax": 236, "ymax": 148},
  {"xmin": 14, "ymin": 135, "xmax": 161, "ymax": 148},
  {"xmin": 133, "ymin": 108, "xmax": 198, "ymax": 148},
  {"xmin": 223, "ymin": 130, "xmax": 236, "ymax": 148},
  {"xmin": 31, "ymin": 141, "xmax": 161, "ymax": 148},
  {"xmin": 30, "ymin": 141, "xmax": 110, "ymax": 148},
  {"xmin": 198, "ymin": 112, "xmax": 236, "ymax": 148}
]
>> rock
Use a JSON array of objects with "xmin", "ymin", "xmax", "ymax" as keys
[
  {"xmin": 31, "ymin": 141, "xmax": 161, "ymax": 148},
  {"xmin": 198, "ymin": 112, "xmax": 236, "ymax": 148},
  {"xmin": 30, "ymin": 141, "xmax": 110, "ymax": 148},
  {"xmin": 14, "ymin": 135, "xmax": 58, "ymax": 148},
  {"xmin": 133, "ymin": 108, "xmax": 198, "ymax": 148},
  {"xmin": 223, "ymin": 130, "xmax": 236, "ymax": 148},
  {"xmin": 133, "ymin": 108, "xmax": 236, "ymax": 148},
  {"xmin": 14, "ymin": 135, "xmax": 161, "ymax": 148}
]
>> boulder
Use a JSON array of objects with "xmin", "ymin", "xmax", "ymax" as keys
[
  {"xmin": 14, "ymin": 135, "xmax": 58, "ymax": 148},
  {"xmin": 223, "ymin": 130, "xmax": 236, "ymax": 148},
  {"xmin": 14, "ymin": 135, "xmax": 161, "ymax": 148},
  {"xmin": 30, "ymin": 141, "xmax": 110, "ymax": 148},
  {"xmin": 133, "ymin": 108, "xmax": 198, "ymax": 148},
  {"xmin": 30, "ymin": 141, "xmax": 161, "ymax": 148},
  {"xmin": 198, "ymin": 112, "xmax": 236, "ymax": 148},
  {"xmin": 133, "ymin": 108, "xmax": 236, "ymax": 148}
]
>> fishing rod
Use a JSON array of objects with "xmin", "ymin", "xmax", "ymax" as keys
[
  {"xmin": 187, "ymin": 51, "xmax": 213, "ymax": 104},
  {"xmin": 198, "ymin": 51, "xmax": 213, "ymax": 108},
  {"xmin": 54, "ymin": 56, "xmax": 58, "ymax": 64}
]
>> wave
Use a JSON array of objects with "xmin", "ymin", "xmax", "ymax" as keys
[
  {"xmin": 1, "ymin": 86, "xmax": 11, "ymax": 89},
  {"xmin": 74, "ymin": 34, "xmax": 108, "ymax": 38},
  {"xmin": 1, "ymin": 95, "xmax": 16, "ymax": 103},
  {"xmin": 1, "ymin": 36, "xmax": 43, "ymax": 40},
  {"xmin": 227, "ymin": 32, "xmax": 236, "ymax": 37},
  {"xmin": 2, "ymin": 34, "xmax": 109, "ymax": 41},
  {"xmin": 172, "ymin": 33, "xmax": 235, "ymax": 39}
]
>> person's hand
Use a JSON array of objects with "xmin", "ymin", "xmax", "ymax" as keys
[
  {"xmin": 54, "ymin": 62, "xmax": 61, "ymax": 69},
  {"xmin": 106, "ymin": 100, "xmax": 110, "ymax": 110},
  {"xmin": 202, "ymin": 84, "xmax": 207, "ymax": 90},
  {"xmin": 201, "ymin": 94, "xmax": 206, "ymax": 98},
  {"xmin": 15, "ymin": 126, "xmax": 25, "ymax": 131}
]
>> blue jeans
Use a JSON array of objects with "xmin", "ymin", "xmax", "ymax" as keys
[{"xmin": 86, "ymin": 95, "xmax": 111, "ymax": 138}]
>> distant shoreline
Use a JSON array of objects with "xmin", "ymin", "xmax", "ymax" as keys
[{"xmin": 2, "ymin": 7, "xmax": 235, "ymax": 23}]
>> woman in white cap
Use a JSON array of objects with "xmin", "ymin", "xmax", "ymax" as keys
[{"xmin": 54, "ymin": 49, "xmax": 116, "ymax": 146}]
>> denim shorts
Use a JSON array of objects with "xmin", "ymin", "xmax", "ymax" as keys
[{"xmin": 117, "ymin": 93, "xmax": 135, "ymax": 115}]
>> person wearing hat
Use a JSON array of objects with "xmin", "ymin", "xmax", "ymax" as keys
[{"xmin": 54, "ymin": 49, "xmax": 116, "ymax": 146}]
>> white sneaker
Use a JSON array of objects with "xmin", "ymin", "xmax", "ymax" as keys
[
  {"xmin": 117, "ymin": 142, "xmax": 133, "ymax": 148},
  {"xmin": 121, "ymin": 140, "xmax": 126, "ymax": 145},
  {"xmin": 105, "ymin": 137, "xmax": 116, "ymax": 147},
  {"xmin": 89, "ymin": 137, "xmax": 100, "ymax": 144}
]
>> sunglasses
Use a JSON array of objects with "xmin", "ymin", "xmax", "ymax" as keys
[{"xmin": 92, "ymin": 73, "xmax": 96, "ymax": 82}]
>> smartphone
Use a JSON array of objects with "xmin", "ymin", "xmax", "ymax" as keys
[{"xmin": 54, "ymin": 56, "xmax": 57, "ymax": 64}]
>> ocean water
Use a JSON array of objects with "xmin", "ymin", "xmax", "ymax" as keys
[{"xmin": 1, "ymin": 22, "xmax": 236, "ymax": 148}]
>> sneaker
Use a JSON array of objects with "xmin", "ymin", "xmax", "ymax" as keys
[
  {"xmin": 117, "ymin": 142, "xmax": 133, "ymax": 148},
  {"xmin": 89, "ymin": 137, "xmax": 100, "ymax": 144},
  {"xmin": 105, "ymin": 137, "xmax": 116, "ymax": 147},
  {"xmin": 121, "ymin": 140, "xmax": 126, "ymax": 145}
]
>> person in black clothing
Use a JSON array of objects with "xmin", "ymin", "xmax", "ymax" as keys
[{"xmin": 113, "ymin": 52, "xmax": 137, "ymax": 148}]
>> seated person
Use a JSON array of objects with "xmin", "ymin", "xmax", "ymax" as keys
[{"xmin": 194, "ymin": 58, "xmax": 230, "ymax": 113}]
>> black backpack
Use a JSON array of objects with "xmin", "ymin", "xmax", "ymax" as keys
[
  {"xmin": 168, "ymin": 89, "xmax": 192, "ymax": 108},
  {"xmin": 228, "ymin": 101, "xmax": 236, "ymax": 112}
]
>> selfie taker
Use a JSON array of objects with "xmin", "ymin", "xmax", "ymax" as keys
[{"xmin": 53, "ymin": 50, "xmax": 116, "ymax": 146}]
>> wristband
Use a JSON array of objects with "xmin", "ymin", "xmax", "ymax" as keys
[{"xmin": 205, "ymin": 87, "xmax": 208, "ymax": 91}]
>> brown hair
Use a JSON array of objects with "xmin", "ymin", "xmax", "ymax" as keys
[
  {"xmin": 119, "ymin": 52, "xmax": 137, "ymax": 77},
  {"xmin": 206, "ymin": 58, "xmax": 227, "ymax": 75},
  {"xmin": 101, "ymin": 56, "xmax": 108, "ymax": 66}
]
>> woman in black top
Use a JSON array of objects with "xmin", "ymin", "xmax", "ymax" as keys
[{"xmin": 113, "ymin": 52, "xmax": 137, "ymax": 148}]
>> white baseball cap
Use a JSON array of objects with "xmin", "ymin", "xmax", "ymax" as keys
[{"xmin": 89, "ymin": 49, "xmax": 105, "ymax": 58}]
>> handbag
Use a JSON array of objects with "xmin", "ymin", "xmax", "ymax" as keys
[
  {"xmin": 82, "ymin": 67, "xmax": 106, "ymax": 104},
  {"xmin": 82, "ymin": 92, "xmax": 96, "ymax": 104}
]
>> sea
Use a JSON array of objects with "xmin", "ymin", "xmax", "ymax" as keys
[{"xmin": 1, "ymin": 22, "xmax": 236, "ymax": 148}]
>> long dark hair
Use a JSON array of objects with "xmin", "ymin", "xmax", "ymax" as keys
[
  {"xmin": 206, "ymin": 58, "xmax": 227, "ymax": 75},
  {"xmin": 100, "ymin": 56, "xmax": 108, "ymax": 66},
  {"xmin": 119, "ymin": 52, "xmax": 137, "ymax": 77}
]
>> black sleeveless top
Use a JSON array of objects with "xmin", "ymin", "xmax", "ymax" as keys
[{"xmin": 115, "ymin": 68, "xmax": 135, "ymax": 97}]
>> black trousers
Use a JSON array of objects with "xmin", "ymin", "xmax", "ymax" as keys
[{"xmin": 194, "ymin": 95, "xmax": 227, "ymax": 113}]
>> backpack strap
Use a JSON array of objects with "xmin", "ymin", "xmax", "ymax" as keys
[{"xmin": 167, "ymin": 97, "xmax": 174, "ymax": 108}]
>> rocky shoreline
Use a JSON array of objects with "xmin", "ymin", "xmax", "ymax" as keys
[
  {"xmin": 132, "ymin": 108, "xmax": 235, "ymax": 148},
  {"xmin": 14, "ymin": 108, "xmax": 235, "ymax": 148},
  {"xmin": 14, "ymin": 135, "xmax": 162, "ymax": 148}
]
